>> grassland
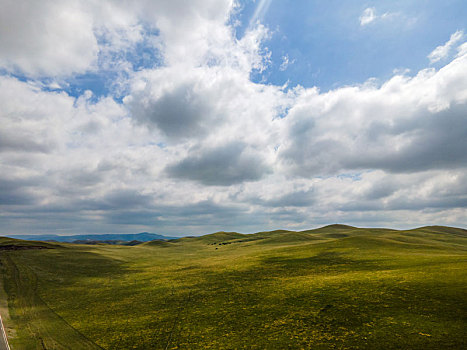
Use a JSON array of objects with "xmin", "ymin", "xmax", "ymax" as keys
[{"xmin": 0, "ymin": 225, "xmax": 466, "ymax": 349}]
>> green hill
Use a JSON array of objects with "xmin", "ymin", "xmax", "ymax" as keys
[
  {"xmin": 190, "ymin": 231, "xmax": 246, "ymax": 244},
  {"xmin": 0, "ymin": 225, "xmax": 466, "ymax": 349},
  {"xmin": 142, "ymin": 240, "xmax": 173, "ymax": 247},
  {"xmin": 0, "ymin": 236, "xmax": 59, "ymax": 250}
]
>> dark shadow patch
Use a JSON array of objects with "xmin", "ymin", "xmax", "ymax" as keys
[
  {"xmin": 0, "ymin": 245, "xmax": 53, "ymax": 251},
  {"xmin": 260, "ymin": 251, "xmax": 377, "ymax": 276},
  {"xmin": 326, "ymin": 233, "xmax": 349, "ymax": 238}
]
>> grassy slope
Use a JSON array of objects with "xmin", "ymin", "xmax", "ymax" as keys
[
  {"xmin": 0, "ymin": 226, "xmax": 466, "ymax": 349},
  {"xmin": 0, "ymin": 238, "xmax": 103, "ymax": 349}
]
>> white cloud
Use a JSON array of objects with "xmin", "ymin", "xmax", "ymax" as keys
[
  {"xmin": 359, "ymin": 7, "xmax": 395, "ymax": 27},
  {"xmin": 0, "ymin": 0, "xmax": 235, "ymax": 77},
  {"xmin": 428, "ymin": 30, "xmax": 465, "ymax": 63},
  {"xmin": 0, "ymin": 0, "xmax": 158, "ymax": 77},
  {"xmin": 279, "ymin": 50, "xmax": 467, "ymax": 177},
  {"xmin": 0, "ymin": 0, "xmax": 98, "ymax": 77},
  {"xmin": 0, "ymin": 1, "xmax": 466, "ymax": 234},
  {"xmin": 279, "ymin": 54, "xmax": 295, "ymax": 71},
  {"xmin": 360, "ymin": 8, "xmax": 377, "ymax": 26}
]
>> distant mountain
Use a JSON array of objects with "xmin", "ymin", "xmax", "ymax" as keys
[
  {"xmin": 70, "ymin": 239, "xmax": 144, "ymax": 246},
  {"xmin": 6, "ymin": 232, "xmax": 177, "ymax": 243}
]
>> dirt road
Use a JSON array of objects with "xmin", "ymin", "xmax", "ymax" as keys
[{"xmin": 0, "ymin": 315, "xmax": 10, "ymax": 350}]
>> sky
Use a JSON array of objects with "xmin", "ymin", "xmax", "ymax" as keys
[{"xmin": 1, "ymin": 0, "xmax": 466, "ymax": 236}]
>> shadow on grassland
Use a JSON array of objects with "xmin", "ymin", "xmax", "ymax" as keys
[
  {"xmin": 161, "ymin": 250, "xmax": 466, "ymax": 349},
  {"xmin": 0, "ymin": 244, "xmax": 131, "ymax": 349}
]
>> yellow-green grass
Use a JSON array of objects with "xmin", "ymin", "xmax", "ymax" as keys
[{"xmin": 0, "ymin": 225, "xmax": 466, "ymax": 349}]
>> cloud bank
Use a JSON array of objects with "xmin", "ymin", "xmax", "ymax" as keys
[{"xmin": 0, "ymin": 1, "xmax": 466, "ymax": 235}]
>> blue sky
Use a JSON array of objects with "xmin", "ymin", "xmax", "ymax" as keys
[
  {"xmin": 0, "ymin": 0, "xmax": 466, "ymax": 235},
  {"xmin": 37, "ymin": 0, "xmax": 467, "ymax": 99},
  {"xmin": 245, "ymin": 0, "xmax": 467, "ymax": 90}
]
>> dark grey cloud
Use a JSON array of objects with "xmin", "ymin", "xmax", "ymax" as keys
[
  {"xmin": 351, "ymin": 103, "xmax": 467, "ymax": 173},
  {"xmin": 130, "ymin": 82, "xmax": 217, "ymax": 139},
  {"xmin": 72, "ymin": 189, "xmax": 155, "ymax": 212},
  {"xmin": 0, "ymin": 130, "xmax": 52, "ymax": 153},
  {"xmin": 250, "ymin": 188, "xmax": 316, "ymax": 208},
  {"xmin": 171, "ymin": 200, "xmax": 245, "ymax": 217},
  {"xmin": 281, "ymin": 138, "xmax": 344, "ymax": 175},
  {"xmin": 0, "ymin": 174, "xmax": 49, "ymax": 207},
  {"xmin": 361, "ymin": 180, "xmax": 398, "ymax": 200},
  {"xmin": 340, "ymin": 172, "xmax": 467, "ymax": 212},
  {"xmin": 390, "ymin": 196, "xmax": 467, "ymax": 210},
  {"xmin": 282, "ymin": 102, "xmax": 467, "ymax": 177},
  {"xmin": 340, "ymin": 195, "xmax": 467, "ymax": 212},
  {"xmin": 166, "ymin": 142, "xmax": 271, "ymax": 186},
  {"xmin": 104, "ymin": 210, "xmax": 162, "ymax": 226},
  {"xmin": 65, "ymin": 170, "xmax": 104, "ymax": 189},
  {"xmin": 14, "ymin": 193, "xmax": 248, "ymax": 231},
  {"xmin": 101, "ymin": 189, "xmax": 153, "ymax": 209},
  {"xmin": 0, "ymin": 179, "xmax": 38, "ymax": 205},
  {"xmin": 102, "ymin": 199, "xmax": 249, "ymax": 230},
  {"xmin": 2, "ymin": 188, "xmax": 155, "ymax": 215},
  {"xmin": 45, "ymin": 168, "xmax": 106, "ymax": 198}
]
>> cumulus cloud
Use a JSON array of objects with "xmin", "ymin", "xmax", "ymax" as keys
[
  {"xmin": 279, "ymin": 51, "xmax": 467, "ymax": 177},
  {"xmin": 0, "ymin": 178, "xmax": 40, "ymax": 205},
  {"xmin": 0, "ymin": 0, "xmax": 231, "ymax": 77},
  {"xmin": 428, "ymin": 30, "xmax": 464, "ymax": 63},
  {"xmin": 261, "ymin": 188, "xmax": 316, "ymax": 208},
  {"xmin": 129, "ymin": 79, "xmax": 216, "ymax": 139},
  {"xmin": 0, "ymin": 0, "xmax": 98, "ymax": 77},
  {"xmin": 0, "ymin": 0, "xmax": 466, "ymax": 235},
  {"xmin": 166, "ymin": 142, "xmax": 271, "ymax": 186}
]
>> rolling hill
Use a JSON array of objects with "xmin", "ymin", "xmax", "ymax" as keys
[{"xmin": 0, "ymin": 225, "xmax": 466, "ymax": 349}]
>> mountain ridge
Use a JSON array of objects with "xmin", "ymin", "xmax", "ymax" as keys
[{"xmin": 6, "ymin": 232, "xmax": 177, "ymax": 243}]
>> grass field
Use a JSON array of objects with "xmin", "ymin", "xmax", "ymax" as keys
[{"xmin": 0, "ymin": 225, "xmax": 466, "ymax": 349}]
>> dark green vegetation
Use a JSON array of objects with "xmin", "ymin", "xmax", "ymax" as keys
[{"xmin": 0, "ymin": 225, "xmax": 466, "ymax": 349}]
